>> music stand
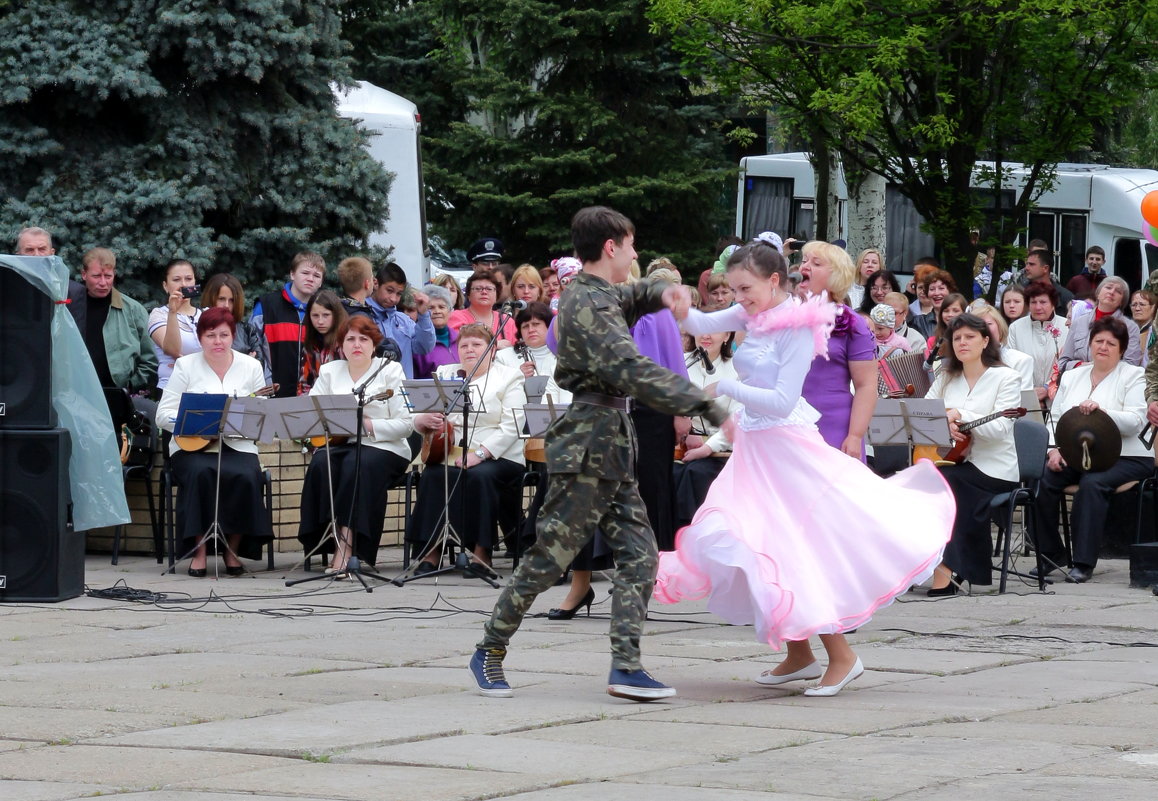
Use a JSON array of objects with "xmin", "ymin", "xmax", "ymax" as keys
[
  {"xmin": 1021, "ymin": 388, "xmax": 1048, "ymax": 425},
  {"xmin": 272, "ymin": 395, "xmax": 360, "ymax": 576},
  {"xmin": 522, "ymin": 375, "xmax": 550, "ymax": 403},
  {"xmin": 392, "ymin": 373, "xmax": 501, "ymax": 588},
  {"xmin": 169, "ymin": 394, "xmax": 269, "ymax": 577},
  {"xmin": 868, "ymin": 398, "xmax": 951, "ymax": 466}
]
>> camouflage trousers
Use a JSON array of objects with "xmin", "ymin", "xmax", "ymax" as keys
[{"xmin": 478, "ymin": 471, "xmax": 658, "ymax": 670}]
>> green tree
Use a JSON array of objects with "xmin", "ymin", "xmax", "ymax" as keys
[
  {"xmin": 364, "ymin": 0, "xmax": 733, "ymax": 273},
  {"xmin": 650, "ymin": 0, "xmax": 1158, "ymax": 292},
  {"xmin": 0, "ymin": 0, "xmax": 391, "ymax": 302}
]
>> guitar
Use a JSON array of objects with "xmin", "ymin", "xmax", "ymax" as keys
[
  {"xmin": 307, "ymin": 390, "xmax": 395, "ymax": 449},
  {"xmin": 913, "ymin": 407, "xmax": 1027, "ymax": 465},
  {"xmin": 174, "ymin": 384, "xmax": 279, "ymax": 452}
]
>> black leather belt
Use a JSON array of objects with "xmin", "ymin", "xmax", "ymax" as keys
[{"xmin": 573, "ymin": 391, "xmax": 633, "ymax": 413}]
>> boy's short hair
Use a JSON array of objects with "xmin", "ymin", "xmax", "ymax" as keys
[
  {"xmin": 376, "ymin": 262, "xmax": 407, "ymax": 287},
  {"xmin": 571, "ymin": 206, "xmax": 634, "ymax": 264},
  {"xmin": 337, "ymin": 257, "xmax": 373, "ymax": 295},
  {"xmin": 82, "ymin": 247, "xmax": 116, "ymax": 270},
  {"xmin": 291, "ymin": 251, "xmax": 325, "ymax": 274}
]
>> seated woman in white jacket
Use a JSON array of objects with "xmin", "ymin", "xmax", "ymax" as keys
[
  {"xmin": 407, "ymin": 323, "xmax": 526, "ymax": 572},
  {"xmin": 673, "ymin": 328, "xmax": 741, "ymax": 527},
  {"xmin": 1032, "ymin": 316, "xmax": 1150, "ymax": 584},
  {"xmin": 156, "ymin": 307, "xmax": 272, "ymax": 577},
  {"xmin": 973, "ymin": 302, "xmax": 1034, "ymax": 392},
  {"xmin": 297, "ymin": 316, "xmax": 413, "ymax": 574},
  {"xmin": 923, "ymin": 314, "xmax": 1022, "ymax": 595}
]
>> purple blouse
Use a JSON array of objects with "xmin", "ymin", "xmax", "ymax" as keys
[
  {"xmin": 801, "ymin": 305, "xmax": 875, "ymax": 458},
  {"xmin": 631, "ymin": 310, "xmax": 689, "ymax": 376},
  {"xmin": 412, "ymin": 327, "xmax": 459, "ymax": 379}
]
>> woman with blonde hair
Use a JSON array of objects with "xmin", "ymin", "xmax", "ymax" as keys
[
  {"xmin": 797, "ymin": 241, "xmax": 877, "ymax": 460},
  {"xmin": 510, "ymin": 264, "xmax": 545, "ymax": 304},
  {"xmin": 848, "ymin": 248, "xmax": 884, "ymax": 309}
]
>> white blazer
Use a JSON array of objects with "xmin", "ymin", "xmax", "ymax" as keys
[
  {"xmin": 1000, "ymin": 346, "xmax": 1035, "ymax": 392},
  {"xmin": 926, "ymin": 364, "xmax": 1022, "ymax": 482},
  {"xmin": 157, "ymin": 351, "xmax": 266, "ymax": 456},
  {"xmin": 1050, "ymin": 361, "xmax": 1149, "ymax": 458},
  {"xmin": 310, "ymin": 358, "xmax": 413, "ymax": 459},
  {"xmin": 435, "ymin": 361, "xmax": 526, "ymax": 464},
  {"xmin": 685, "ymin": 351, "xmax": 741, "ymax": 452},
  {"xmin": 1007, "ymin": 315, "xmax": 1068, "ymax": 388}
]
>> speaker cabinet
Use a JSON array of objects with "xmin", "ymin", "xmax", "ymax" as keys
[
  {"xmin": 0, "ymin": 429, "xmax": 82, "ymax": 602},
  {"xmin": 0, "ymin": 264, "xmax": 55, "ymax": 429}
]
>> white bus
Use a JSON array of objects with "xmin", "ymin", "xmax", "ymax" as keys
[
  {"xmin": 737, "ymin": 152, "xmax": 1158, "ymax": 289},
  {"xmin": 336, "ymin": 81, "xmax": 429, "ymax": 286}
]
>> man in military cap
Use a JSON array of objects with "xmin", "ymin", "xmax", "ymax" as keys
[
  {"xmin": 469, "ymin": 206, "xmax": 726, "ymax": 702},
  {"xmin": 467, "ymin": 237, "xmax": 504, "ymax": 268}
]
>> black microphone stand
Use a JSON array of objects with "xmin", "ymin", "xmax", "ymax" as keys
[
  {"xmin": 286, "ymin": 356, "xmax": 393, "ymax": 592},
  {"xmin": 394, "ymin": 303, "xmax": 519, "ymax": 588}
]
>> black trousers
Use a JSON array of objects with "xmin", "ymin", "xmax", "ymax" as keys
[
  {"xmin": 938, "ymin": 462, "xmax": 1017, "ymax": 585},
  {"xmin": 1033, "ymin": 456, "xmax": 1153, "ymax": 569}
]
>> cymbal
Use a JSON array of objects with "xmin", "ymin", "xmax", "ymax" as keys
[{"xmin": 1055, "ymin": 407, "xmax": 1121, "ymax": 473}]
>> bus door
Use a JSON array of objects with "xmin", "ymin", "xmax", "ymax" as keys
[{"xmin": 1027, "ymin": 211, "xmax": 1087, "ymax": 284}]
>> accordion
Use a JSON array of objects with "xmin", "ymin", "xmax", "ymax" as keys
[{"xmin": 877, "ymin": 348, "xmax": 933, "ymax": 398}]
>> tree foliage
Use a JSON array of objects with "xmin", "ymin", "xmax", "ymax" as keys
[
  {"xmin": 346, "ymin": 0, "xmax": 733, "ymax": 273},
  {"xmin": 649, "ymin": 0, "xmax": 1158, "ymax": 290},
  {"xmin": 0, "ymin": 0, "xmax": 391, "ymax": 302}
]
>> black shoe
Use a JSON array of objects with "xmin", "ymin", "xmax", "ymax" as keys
[
  {"xmin": 926, "ymin": 582, "xmax": 957, "ymax": 597},
  {"xmin": 225, "ymin": 565, "xmax": 245, "ymax": 577},
  {"xmin": 1067, "ymin": 565, "xmax": 1093, "ymax": 583},
  {"xmin": 414, "ymin": 561, "xmax": 436, "ymax": 576},
  {"xmin": 547, "ymin": 587, "xmax": 595, "ymax": 620},
  {"xmin": 187, "ymin": 567, "xmax": 207, "ymax": 578}
]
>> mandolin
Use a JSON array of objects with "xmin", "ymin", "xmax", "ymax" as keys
[
  {"xmin": 420, "ymin": 417, "xmax": 458, "ymax": 465},
  {"xmin": 913, "ymin": 407, "xmax": 1027, "ymax": 465},
  {"xmin": 174, "ymin": 384, "xmax": 279, "ymax": 452},
  {"xmin": 307, "ymin": 390, "xmax": 395, "ymax": 449}
]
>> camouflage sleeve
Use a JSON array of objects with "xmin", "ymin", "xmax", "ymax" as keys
[
  {"xmin": 575, "ymin": 287, "xmax": 726, "ymax": 425},
  {"xmin": 1146, "ymin": 345, "xmax": 1158, "ymax": 403}
]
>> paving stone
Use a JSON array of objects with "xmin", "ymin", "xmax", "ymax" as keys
[
  {"xmin": 488, "ymin": 782, "xmax": 844, "ymax": 801},
  {"xmin": 0, "ymin": 780, "xmax": 110, "ymax": 801}
]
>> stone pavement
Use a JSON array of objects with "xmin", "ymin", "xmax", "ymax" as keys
[{"xmin": 1, "ymin": 550, "xmax": 1155, "ymax": 801}]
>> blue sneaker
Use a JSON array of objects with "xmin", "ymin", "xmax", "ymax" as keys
[
  {"xmin": 607, "ymin": 667, "xmax": 676, "ymax": 701},
  {"xmin": 469, "ymin": 648, "xmax": 512, "ymax": 697}
]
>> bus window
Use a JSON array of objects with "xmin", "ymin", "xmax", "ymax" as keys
[
  {"xmin": 885, "ymin": 186, "xmax": 934, "ymax": 273},
  {"xmin": 1146, "ymin": 242, "xmax": 1158, "ymax": 285},
  {"xmin": 1059, "ymin": 214, "xmax": 1087, "ymax": 285},
  {"xmin": 742, "ymin": 177, "xmax": 793, "ymax": 240},
  {"xmin": 1112, "ymin": 237, "xmax": 1144, "ymax": 292}
]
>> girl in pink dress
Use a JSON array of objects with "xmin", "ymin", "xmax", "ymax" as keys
[{"xmin": 656, "ymin": 243, "xmax": 955, "ymax": 696}]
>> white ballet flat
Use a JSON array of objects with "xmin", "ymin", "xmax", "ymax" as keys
[
  {"xmin": 754, "ymin": 661, "xmax": 823, "ymax": 686},
  {"xmin": 803, "ymin": 657, "xmax": 864, "ymax": 697}
]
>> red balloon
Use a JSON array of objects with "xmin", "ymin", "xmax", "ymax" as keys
[{"xmin": 1143, "ymin": 191, "xmax": 1158, "ymax": 228}]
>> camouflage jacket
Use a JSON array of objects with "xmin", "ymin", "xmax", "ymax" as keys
[{"xmin": 547, "ymin": 272, "xmax": 727, "ymax": 480}]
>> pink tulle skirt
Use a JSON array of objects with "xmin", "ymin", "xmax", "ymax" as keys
[{"xmin": 655, "ymin": 424, "xmax": 955, "ymax": 649}]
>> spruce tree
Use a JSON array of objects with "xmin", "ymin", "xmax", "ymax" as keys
[{"xmin": 0, "ymin": 1, "xmax": 391, "ymax": 300}]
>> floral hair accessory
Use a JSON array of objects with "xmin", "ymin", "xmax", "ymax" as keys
[
  {"xmin": 552, "ymin": 257, "xmax": 582, "ymax": 282},
  {"xmin": 869, "ymin": 303, "xmax": 895, "ymax": 328}
]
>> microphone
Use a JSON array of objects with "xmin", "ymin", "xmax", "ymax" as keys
[
  {"xmin": 695, "ymin": 346, "xmax": 716, "ymax": 375},
  {"xmin": 493, "ymin": 299, "xmax": 528, "ymax": 311},
  {"xmin": 925, "ymin": 337, "xmax": 944, "ymax": 368}
]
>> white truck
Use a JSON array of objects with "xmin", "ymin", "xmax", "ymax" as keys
[
  {"xmin": 336, "ymin": 81, "xmax": 429, "ymax": 286},
  {"xmin": 737, "ymin": 152, "xmax": 1158, "ymax": 289}
]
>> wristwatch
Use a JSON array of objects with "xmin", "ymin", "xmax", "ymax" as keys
[{"xmin": 474, "ymin": 448, "xmax": 489, "ymax": 461}]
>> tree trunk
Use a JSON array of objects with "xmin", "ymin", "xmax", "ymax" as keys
[{"xmin": 847, "ymin": 170, "xmax": 887, "ymax": 261}]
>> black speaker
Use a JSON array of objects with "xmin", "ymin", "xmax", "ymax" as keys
[
  {"xmin": 0, "ymin": 429, "xmax": 82, "ymax": 602},
  {"xmin": 0, "ymin": 264, "xmax": 55, "ymax": 429}
]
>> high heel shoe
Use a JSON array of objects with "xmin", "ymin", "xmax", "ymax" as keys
[
  {"xmin": 225, "ymin": 565, "xmax": 245, "ymax": 577},
  {"xmin": 187, "ymin": 567, "xmax": 207, "ymax": 578},
  {"xmin": 547, "ymin": 587, "xmax": 595, "ymax": 620},
  {"xmin": 926, "ymin": 574, "xmax": 962, "ymax": 597}
]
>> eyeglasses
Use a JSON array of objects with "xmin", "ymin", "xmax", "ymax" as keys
[{"xmin": 471, "ymin": 285, "xmax": 496, "ymax": 294}]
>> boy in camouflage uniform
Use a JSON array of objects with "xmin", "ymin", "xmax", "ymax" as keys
[{"xmin": 470, "ymin": 206, "xmax": 727, "ymax": 701}]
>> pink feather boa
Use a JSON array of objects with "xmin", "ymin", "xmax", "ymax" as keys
[{"xmin": 741, "ymin": 294, "xmax": 838, "ymax": 359}]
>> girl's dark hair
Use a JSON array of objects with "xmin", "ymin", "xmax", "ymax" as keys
[
  {"xmin": 857, "ymin": 269, "xmax": 902, "ymax": 314},
  {"xmin": 1088, "ymin": 315, "xmax": 1129, "ymax": 354},
  {"xmin": 999, "ymin": 284, "xmax": 1027, "ymax": 324},
  {"xmin": 933, "ymin": 292, "xmax": 969, "ymax": 341},
  {"xmin": 200, "ymin": 273, "xmax": 245, "ymax": 322},
  {"xmin": 726, "ymin": 242, "xmax": 789, "ymax": 285},
  {"xmin": 938, "ymin": 313, "xmax": 1005, "ymax": 377},
  {"xmin": 683, "ymin": 331, "xmax": 736, "ymax": 362},
  {"xmin": 164, "ymin": 258, "xmax": 197, "ymax": 281},
  {"xmin": 303, "ymin": 289, "xmax": 348, "ymax": 352}
]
